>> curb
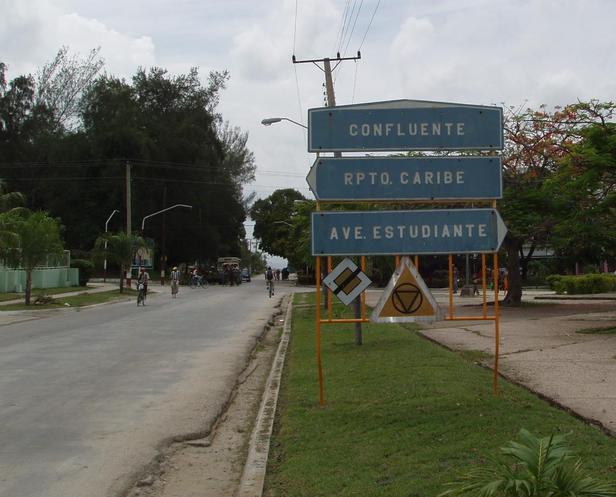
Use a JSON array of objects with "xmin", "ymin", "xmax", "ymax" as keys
[{"xmin": 236, "ymin": 295, "xmax": 292, "ymax": 497}]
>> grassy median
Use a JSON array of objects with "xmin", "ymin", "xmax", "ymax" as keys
[
  {"xmin": 0, "ymin": 288, "xmax": 137, "ymax": 310},
  {"xmin": 264, "ymin": 293, "xmax": 616, "ymax": 497}
]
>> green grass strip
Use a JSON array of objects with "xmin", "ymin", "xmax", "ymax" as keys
[
  {"xmin": 577, "ymin": 326, "xmax": 616, "ymax": 335},
  {"xmin": 0, "ymin": 289, "xmax": 137, "ymax": 311},
  {"xmin": 264, "ymin": 293, "xmax": 616, "ymax": 497}
]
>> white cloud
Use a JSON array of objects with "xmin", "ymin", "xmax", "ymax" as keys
[{"xmin": 0, "ymin": 0, "xmax": 155, "ymax": 79}]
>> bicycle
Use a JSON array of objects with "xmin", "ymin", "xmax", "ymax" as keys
[
  {"xmin": 266, "ymin": 279, "xmax": 274, "ymax": 298},
  {"xmin": 137, "ymin": 283, "xmax": 146, "ymax": 306},
  {"xmin": 189, "ymin": 275, "xmax": 208, "ymax": 289}
]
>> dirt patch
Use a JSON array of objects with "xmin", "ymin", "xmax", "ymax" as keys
[{"xmin": 124, "ymin": 318, "xmax": 284, "ymax": 497}]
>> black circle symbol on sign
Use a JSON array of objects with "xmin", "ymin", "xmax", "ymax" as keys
[{"xmin": 392, "ymin": 283, "xmax": 423, "ymax": 314}]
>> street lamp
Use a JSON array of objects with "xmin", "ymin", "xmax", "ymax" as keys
[
  {"xmin": 103, "ymin": 209, "xmax": 120, "ymax": 282},
  {"xmin": 141, "ymin": 204, "xmax": 193, "ymax": 231},
  {"xmin": 140, "ymin": 204, "xmax": 193, "ymax": 284},
  {"xmin": 273, "ymin": 220, "xmax": 294, "ymax": 228},
  {"xmin": 261, "ymin": 117, "xmax": 308, "ymax": 130}
]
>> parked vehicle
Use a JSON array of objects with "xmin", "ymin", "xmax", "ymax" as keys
[
  {"xmin": 217, "ymin": 257, "xmax": 242, "ymax": 285},
  {"xmin": 241, "ymin": 267, "xmax": 251, "ymax": 282}
]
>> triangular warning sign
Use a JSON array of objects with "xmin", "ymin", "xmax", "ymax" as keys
[{"xmin": 371, "ymin": 257, "xmax": 440, "ymax": 323}]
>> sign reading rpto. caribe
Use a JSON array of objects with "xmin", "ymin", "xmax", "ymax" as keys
[{"xmin": 308, "ymin": 99, "xmax": 504, "ymax": 152}]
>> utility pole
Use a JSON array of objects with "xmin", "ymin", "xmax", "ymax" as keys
[
  {"xmin": 293, "ymin": 51, "xmax": 364, "ymax": 345},
  {"xmin": 160, "ymin": 185, "xmax": 167, "ymax": 286},
  {"xmin": 126, "ymin": 161, "xmax": 132, "ymax": 287}
]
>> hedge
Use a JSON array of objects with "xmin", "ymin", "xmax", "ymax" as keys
[{"xmin": 546, "ymin": 273, "xmax": 616, "ymax": 294}]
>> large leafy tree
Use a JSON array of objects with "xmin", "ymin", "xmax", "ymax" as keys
[
  {"xmin": 546, "ymin": 121, "xmax": 616, "ymax": 267},
  {"xmin": 250, "ymin": 189, "xmax": 308, "ymax": 265},
  {"xmin": 0, "ymin": 210, "xmax": 64, "ymax": 305},
  {"xmin": 499, "ymin": 101, "xmax": 616, "ymax": 304},
  {"xmin": 0, "ymin": 57, "xmax": 255, "ymax": 266}
]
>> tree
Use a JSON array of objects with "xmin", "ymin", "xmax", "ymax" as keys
[
  {"xmin": 0, "ymin": 179, "xmax": 25, "ymax": 212},
  {"xmin": 0, "ymin": 210, "xmax": 64, "ymax": 305},
  {"xmin": 499, "ymin": 101, "xmax": 616, "ymax": 304},
  {"xmin": 1, "ymin": 56, "xmax": 255, "ymax": 267},
  {"xmin": 94, "ymin": 231, "xmax": 148, "ymax": 293},
  {"xmin": 545, "ymin": 122, "xmax": 616, "ymax": 267},
  {"xmin": 250, "ymin": 189, "xmax": 307, "ymax": 262},
  {"xmin": 36, "ymin": 46, "xmax": 104, "ymax": 131}
]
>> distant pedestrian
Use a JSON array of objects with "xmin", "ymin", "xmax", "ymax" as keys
[
  {"xmin": 170, "ymin": 266, "xmax": 180, "ymax": 298},
  {"xmin": 453, "ymin": 266, "xmax": 459, "ymax": 293}
]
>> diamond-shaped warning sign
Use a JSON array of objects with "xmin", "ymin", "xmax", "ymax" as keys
[
  {"xmin": 371, "ymin": 257, "xmax": 440, "ymax": 323},
  {"xmin": 323, "ymin": 258, "xmax": 372, "ymax": 306}
]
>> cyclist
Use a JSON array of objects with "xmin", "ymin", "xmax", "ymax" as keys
[
  {"xmin": 265, "ymin": 266, "xmax": 274, "ymax": 296},
  {"xmin": 137, "ymin": 266, "xmax": 149, "ymax": 305}
]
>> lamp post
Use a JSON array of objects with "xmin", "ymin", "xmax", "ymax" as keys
[
  {"xmin": 103, "ymin": 209, "xmax": 120, "ymax": 282},
  {"xmin": 261, "ymin": 117, "xmax": 308, "ymax": 129},
  {"xmin": 273, "ymin": 220, "xmax": 294, "ymax": 227},
  {"xmin": 141, "ymin": 204, "xmax": 193, "ymax": 231},
  {"xmin": 141, "ymin": 204, "xmax": 192, "ymax": 285}
]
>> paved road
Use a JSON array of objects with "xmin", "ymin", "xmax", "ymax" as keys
[{"xmin": 0, "ymin": 280, "xmax": 287, "ymax": 497}]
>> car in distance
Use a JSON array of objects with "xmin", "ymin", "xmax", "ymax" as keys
[{"xmin": 241, "ymin": 268, "xmax": 251, "ymax": 282}]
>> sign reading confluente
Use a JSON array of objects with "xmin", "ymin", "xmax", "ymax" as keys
[{"xmin": 308, "ymin": 99, "xmax": 503, "ymax": 152}]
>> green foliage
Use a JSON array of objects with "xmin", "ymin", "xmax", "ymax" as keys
[
  {"xmin": 0, "ymin": 210, "xmax": 64, "ymax": 304},
  {"xmin": 93, "ymin": 231, "xmax": 147, "ymax": 292},
  {"xmin": 440, "ymin": 429, "xmax": 616, "ymax": 497},
  {"xmin": 250, "ymin": 189, "xmax": 311, "ymax": 268},
  {"xmin": 266, "ymin": 296, "xmax": 616, "ymax": 497},
  {"xmin": 546, "ymin": 122, "xmax": 616, "ymax": 266},
  {"xmin": 1, "ymin": 57, "xmax": 253, "ymax": 265},
  {"xmin": 71, "ymin": 258, "xmax": 94, "ymax": 286},
  {"xmin": 546, "ymin": 274, "xmax": 616, "ymax": 294}
]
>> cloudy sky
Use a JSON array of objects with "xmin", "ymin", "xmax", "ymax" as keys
[{"xmin": 2, "ymin": 0, "xmax": 616, "ymax": 265}]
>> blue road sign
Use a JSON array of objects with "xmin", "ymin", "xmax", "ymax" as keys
[
  {"xmin": 308, "ymin": 99, "xmax": 503, "ymax": 152},
  {"xmin": 306, "ymin": 156, "xmax": 502, "ymax": 201},
  {"xmin": 311, "ymin": 209, "xmax": 507, "ymax": 255}
]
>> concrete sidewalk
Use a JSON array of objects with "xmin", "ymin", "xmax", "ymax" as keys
[{"xmin": 366, "ymin": 288, "xmax": 616, "ymax": 435}]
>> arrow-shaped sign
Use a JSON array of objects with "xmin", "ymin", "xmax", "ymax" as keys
[
  {"xmin": 311, "ymin": 208, "xmax": 508, "ymax": 256},
  {"xmin": 306, "ymin": 156, "xmax": 502, "ymax": 201}
]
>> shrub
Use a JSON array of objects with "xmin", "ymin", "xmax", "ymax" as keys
[
  {"xmin": 440, "ymin": 429, "xmax": 616, "ymax": 497},
  {"xmin": 546, "ymin": 273, "xmax": 616, "ymax": 294},
  {"xmin": 71, "ymin": 259, "xmax": 94, "ymax": 286}
]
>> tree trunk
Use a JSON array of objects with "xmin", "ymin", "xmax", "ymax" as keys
[
  {"xmin": 119, "ymin": 264, "xmax": 125, "ymax": 293},
  {"xmin": 25, "ymin": 270, "xmax": 32, "ymax": 305},
  {"xmin": 504, "ymin": 239, "xmax": 523, "ymax": 305},
  {"xmin": 519, "ymin": 244, "xmax": 535, "ymax": 282}
]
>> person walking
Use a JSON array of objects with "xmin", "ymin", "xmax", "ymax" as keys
[{"xmin": 170, "ymin": 266, "xmax": 180, "ymax": 298}]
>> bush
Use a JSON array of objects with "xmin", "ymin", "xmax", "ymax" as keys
[
  {"xmin": 71, "ymin": 259, "xmax": 94, "ymax": 286},
  {"xmin": 546, "ymin": 273, "xmax": 616, "ymax": 294}
]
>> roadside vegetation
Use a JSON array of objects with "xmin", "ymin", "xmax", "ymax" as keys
[
  {"xmin": 0, "ymin": 288, "xmax": 137, "ymax": 311},
  {"xmin": 264, "ymin": 293, "xmax": 616, "ymax": 497}
]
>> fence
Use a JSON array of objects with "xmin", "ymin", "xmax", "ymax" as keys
[{"xmin": 0, "ymin": 250, "xmax": 79, "ymax": 292}]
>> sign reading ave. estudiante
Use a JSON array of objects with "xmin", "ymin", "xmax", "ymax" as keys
[{"xmin": 311, "ymin": 209, "xmax": 507, "ymax": 255}]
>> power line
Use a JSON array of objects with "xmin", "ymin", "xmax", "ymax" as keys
[
  {"xmin": 341, "ymin": 0, "xmax": 364, "ymax": 58},
  {"xmin": 334, "ymin": 0, "xmax": 352, "ymax": 54},
  {"xmin": 337, "ymin": 0, "xmax": 356, "ymax": 55},
  {"xmin": 358, "ymin": 0, "xmax": 381, "ymax": 52}
]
